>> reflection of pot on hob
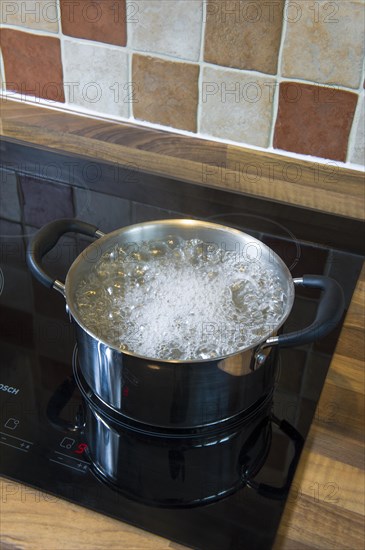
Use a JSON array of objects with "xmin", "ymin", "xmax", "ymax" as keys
[{"xmin": 48, "ymin": 364, "xmax": 304, "ymax": 507}]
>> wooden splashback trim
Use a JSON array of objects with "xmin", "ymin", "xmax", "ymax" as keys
[{"xmin": 1, "ymin": 98, "xmax": 364, "ymax": 220}]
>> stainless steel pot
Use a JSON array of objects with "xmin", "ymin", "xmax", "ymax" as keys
[{"xmin": 28, "ymin": 218, "xmax": 344, "ymax": 429}]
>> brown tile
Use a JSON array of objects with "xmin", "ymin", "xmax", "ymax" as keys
[
  {"xmin": 204, "ymin": 0, "xmax": 285, "ymax": 74},
  {"xmin": 60, "ymin": 0, "xmax": 126, "ymax": 46},
  {"xmin": 0, "ymin": 29, "xmax": 64, "ymax": 102},
  {"xmin": 274, "ymin": 83, "xmax": 358, "ymax": 161},
  {"xmin": 132, "ymin": 54, "xmax": 199, "ymax": 132}
]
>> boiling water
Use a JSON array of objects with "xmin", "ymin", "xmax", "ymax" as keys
[{"xmin": 74, "ymin": 236, "xmax": 287, "ymax": 360}]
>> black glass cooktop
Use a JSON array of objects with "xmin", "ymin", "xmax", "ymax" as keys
[{"xmin": 0, "ymin": 143, "xmax": 364, "ymax": 549}]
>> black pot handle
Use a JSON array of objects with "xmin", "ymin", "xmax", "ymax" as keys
[
  {"xmin": 264, "ymin": 275, "xmax": 344, "ymax": 349},
  {"xmin": 242, "ymin": 414, "xmax": 304, "ymax": 500},
  {"xmin": 47, "ymin": 376, "xmax": 84, "ymax": 433},
  {"xmin": 27, "ymin": 218, "xmax": 104, "ymax": 295}
]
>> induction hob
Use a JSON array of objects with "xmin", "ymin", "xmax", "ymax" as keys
[{"xmin": 0, "ymin": 161, "xmax": 363, "ymax": 548}]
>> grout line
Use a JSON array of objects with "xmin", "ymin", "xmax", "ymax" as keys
[
  {"xmin": 346, "ymin": 89, "xmax": 364, "ymax": 163},
  {"xmin": 1, "ymin": 23, "xmax": 362, "ymax": 94},
  {"xmin": 0, "ymin": 25, "xmax": 59, "ymax": 38},
  {"xmin": 2, "ymin": 6, "xmax": 365, "ymax": 170},
  {"xmin": 0, "ymin": 49, "xmax": 5, "ymax": 92},
  {"xmin": 346, "ymin": 55, "xmax": 365, "ymax": 163},
  {"xmin": 268, "ymin": 0, "xmax": 289, "ymax": 148},
  {"xmin": 127, "ymin": 50, "xmax": 133, "ymax": 120},
  {"xmin": 55, "ymin": 0, "xmax": 67, "ymax": 106},
  {"xmin": 196, "ymin": 0, "xmax": 207, "ymax": 135}
]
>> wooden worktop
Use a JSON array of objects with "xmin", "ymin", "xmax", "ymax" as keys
[
  {"xmin": 1, "ymin": 98, "xmax": 364, "ymax": 221},
  {"xmin": 0, "ymin": 99, "xmax": 364, "ymax": 548}
]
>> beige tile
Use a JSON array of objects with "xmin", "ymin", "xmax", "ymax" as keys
[
  {"xmin": 204, "ymin": 0, "xmax": 285, "ymax": 75},
  {"xmin": 200, "ymin": 66, "xmax": 275, "ymax": 147},
  {"xmin": 63, "ymin": 40, "xmax": 129, "ymax": 118},
  {"xmin": 350, "ymin": 97, "xmax": 365, "ymax": 166},
  {"xmin": 281, "ymin": 0, "xmax": 365, "ymax": 88},
  {"xmin": 132, "ymin": 54, "xmax": 199, "ymax": 132},
  {"xmin": 128, "ymin": 0, "xmax": 203, "ymax": 61},
  {"xmin": 0, "ymin": 0, "xmax": 59, "ymax": 33}
]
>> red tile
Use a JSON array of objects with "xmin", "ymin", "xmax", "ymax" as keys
[
  {"xmin": 274, "ymin": 83, "xmax": 358, "ymax": 161},
  {"xmin": 0, "ymin": 29, "xmax": 64, "ymax": 102},
  {"xmin": 60, "ymin": 0, "xmax": 126, "ymax": 46}
]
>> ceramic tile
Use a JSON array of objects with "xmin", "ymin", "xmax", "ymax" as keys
[
  {"xmin": 74, "ymin": 188, "xmax": 131, "ymax": 233},
  {"xmin": 63, "ymin": 40, "xmax": 129, "ymax": 118},
  {"xmin": 0, "ymin": 169, "xmax": 20, "ymax": 222},
  {"xmin": 20, "ymin": 176, "xmax": 74, "ymax": 227},
  {"xmin": 0, "ymin": 29, "xmax": 64, "ymax": 102},
  {"xmin": 281, "ymin": 0, "xmax": 365, "ymax": 89},
  {"xmin": 200, "ymin": 66, "xmax": 275, "ymax": 147},
  {"xmin": 132, "ymin": 54, "xmax": 199, "ymax": 132},
  {"xmin": 0, "ymin": 0, "xmax": 59, "ymax": 32},
  {"xmin": 128, "ymin": 0, "xmax": 203, "ymax": 61},
  {"xmin": 60, "ymin": 0, "xmax": 127, "ymax": 46},
  {"xmin": 204, "ymin": 0, "xmax": 285, "ymax": 75},
  {"xmin": 350, "ymin": 96, "xmax": 365, "ymax": 166},
  {"xmin": 274, "ymin": 82, "xmax": 358, "ymax": 161}
]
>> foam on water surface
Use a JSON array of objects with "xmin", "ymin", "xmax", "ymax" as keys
[{"xmin": 74, "ymin": 237, "xmax": 287, "ymax": 360}]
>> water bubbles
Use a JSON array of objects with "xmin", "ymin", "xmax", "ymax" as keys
[
  {"xmin": 165, "ymin": 234, "xmax": 184, "ymax": 250},
  {"xmin": 74, "ymin": 235, "xmax": 287, "ymax": 361},
  {"xmin": 148, "ymin": 241, "xmax": 169, "ymax": 259},
  {"xmin": 196, "ymin": 344, "xmax": 220, "ymax": 360}
]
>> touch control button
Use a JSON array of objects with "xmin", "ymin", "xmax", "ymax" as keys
[{"xmin": 4, "ymin": 418, "xmax": 20, "ymax": 430}]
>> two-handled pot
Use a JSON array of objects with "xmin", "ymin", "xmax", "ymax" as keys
[{"xmin": 27, "ymin": 218, "xmax": 345, "ymax": 429}]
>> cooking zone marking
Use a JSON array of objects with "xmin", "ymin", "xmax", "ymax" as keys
[
  {"xmin": 49, "ymin": 451, "xmax": 89, "ymax": 473},
  {"xmin": 0, "ymin": 431, "xmax": 33, "ymax": 452}
]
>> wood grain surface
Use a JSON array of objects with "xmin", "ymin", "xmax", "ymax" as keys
[
  {"xmin": 0, "ymin": 98, "xmax": 364, "ymax": 220},
  {"xmin": 274, "ymin": 265, "xmax": 365, "ymax": 550}
]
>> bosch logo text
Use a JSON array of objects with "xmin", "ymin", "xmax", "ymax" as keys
[{"xmin": 0, "ymin": 384, "xmax": 19, "ymax": 395}]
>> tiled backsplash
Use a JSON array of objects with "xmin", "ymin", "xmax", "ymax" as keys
[{"xmin": 0, "ymin": 0, "xmax": 364, "ymax": 166}]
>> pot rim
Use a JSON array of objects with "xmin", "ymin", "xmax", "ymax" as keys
[{"xmin": 65, "ymin": 219, "xmax": 295, "ymax": 363}]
